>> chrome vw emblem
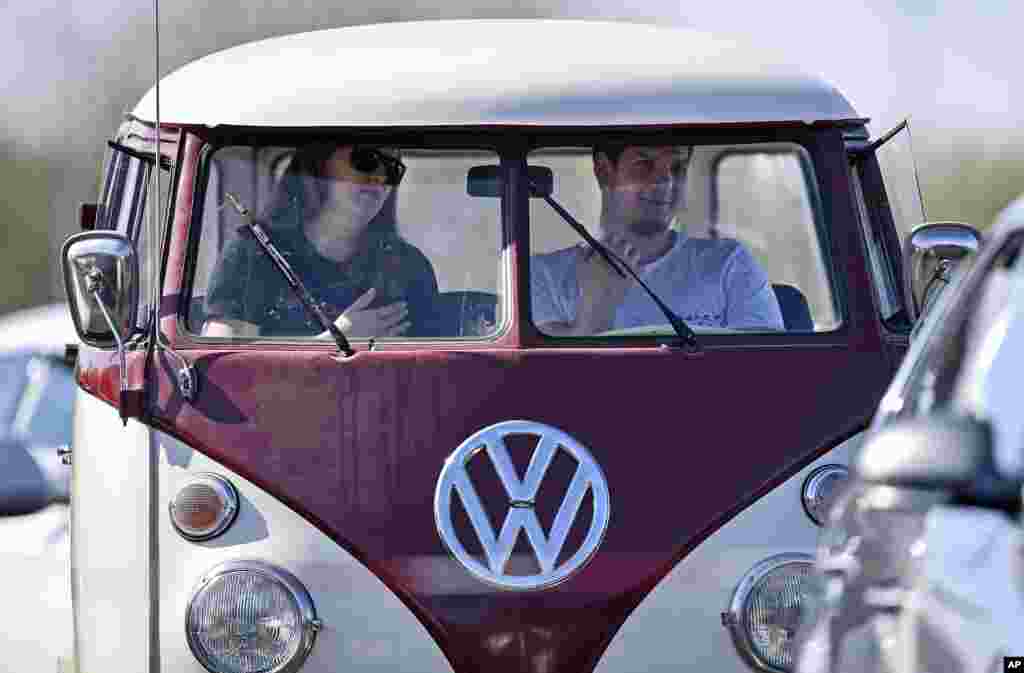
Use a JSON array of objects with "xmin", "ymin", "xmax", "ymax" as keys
[{"xmin": 434, "ymin": 420, "xmax": 611, "ymax": 590}]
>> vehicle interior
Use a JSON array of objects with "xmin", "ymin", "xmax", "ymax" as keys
[{"xmin": 187, "ymin": 141, "xmax": 839, "ymax": 339}]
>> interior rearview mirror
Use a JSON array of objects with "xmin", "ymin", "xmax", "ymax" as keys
[
  {"xmin": 903, "ymin": 222, "xmax": 981, "ymax": 322},
  {"xmin": 467, "ymin": 165, "xmax": 554, "ymax": 198},
  {"xmin": 61, "ymin": 231, "xmax": 139, "ymax": 349}
]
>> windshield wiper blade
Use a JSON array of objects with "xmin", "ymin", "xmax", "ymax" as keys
[
  {"xmin": 224, "ymin": 193, "xmax": 355, "ymax": 358},
  {"xmin": 531, "ymin": 181, "xmax": 700, "ymax": 353}
]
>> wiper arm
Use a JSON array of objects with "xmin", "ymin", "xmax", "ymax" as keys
[
  {"xmin": 224, "ymin": 193, "xmax": 355, "ymax": 358},
  {"xmin": 531, "ymin": 181, "xmax": 700, "ymax": 353}
]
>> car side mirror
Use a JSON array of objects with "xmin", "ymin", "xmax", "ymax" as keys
[
  {"xmin": 903, "ymin": 222, "xmax": 981, "ymax": 322},
  {"xmin": 61, "ymin": 231, "xmax": 139, "ymax": 349}
]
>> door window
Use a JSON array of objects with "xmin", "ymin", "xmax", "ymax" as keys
[
  {"xmin": 189, "ymin": 145, "xmax": 504, "ymax": 341},
  {"xmin": 95, "ymin": 142, "xmax": 171, "ymax": 331},
  {"xmin": 528, "ymin": 141, "xmax": 838, "ymax": 337}
]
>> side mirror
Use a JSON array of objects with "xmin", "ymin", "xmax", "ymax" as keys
[
  {"xmin": 467, "ymin": 165, "xmax": 554, "ymax": 198},
  {"xmin": 61, "ymin": 231, "xmax": 139, "ymax": 349},
  {"xmin": 903, "ymin": 222, "xmax": 980, "ymax": 322}
]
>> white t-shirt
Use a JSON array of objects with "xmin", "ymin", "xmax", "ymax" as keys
[{"xmin": 530, "ymin": 233, "xmax": 784, "ymax": 331}]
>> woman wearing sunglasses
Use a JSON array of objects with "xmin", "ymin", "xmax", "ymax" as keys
[{"xmin": 202, "ymin": 144, "xmax": 439, "ymax": 340}]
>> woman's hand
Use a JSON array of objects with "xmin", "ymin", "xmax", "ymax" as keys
[{"xmin": 334, "ymin": 288, "xmax": 410, "ymax": 337}]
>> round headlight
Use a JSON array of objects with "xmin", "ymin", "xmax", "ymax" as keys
[
  {"xmin": 169, "ymin": 473, "xmax": 239, "ymax": 541},
  {"xmin": 801, "ymin": 465, "xmax": 849, "ymax": 527},
  {"xmin": 186, "ymin": 560, "xmax": 320, "ymax": 673},
  {"xmin": 724, "ymin": 553, "xmax": 815, "ymax": 672}
]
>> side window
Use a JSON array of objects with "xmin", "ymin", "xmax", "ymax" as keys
[
  {"xmin": 851, "ymin": 167, "xmax": 903, "ymax": 321},
  {"xmin": 97, "ymin": 149, "xmax": 150, "ymax": 237},
  {"xmin": 188, "ymin": 145, "xmax": 504, "ymax": 341},
  {"xmin": 9, "ymin": 357, "xmax": 76, "ymax": 445},
  {"xmin": 95, "ymin": 145, "xmax": 171, "ymax": 330},
  {"xmin": 713, "ymin": 149, "xmax": 840, "ymax": 331},
  {"xmin": 875, "ymin": 128, "xmax": 925, "ymax": 249},
  {"xmin": 851, "ymin": 128, "xmax": 927, "ymax": 328}
]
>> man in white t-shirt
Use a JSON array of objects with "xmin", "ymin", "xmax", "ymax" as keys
[{"xmin": 530, "ymin": 144, "xmax": 784, "ymax": 335}]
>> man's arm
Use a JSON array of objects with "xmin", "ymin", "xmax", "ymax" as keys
[{"xmin": 531, "ymin": 243, "xmax": 639, "ymax": 336}]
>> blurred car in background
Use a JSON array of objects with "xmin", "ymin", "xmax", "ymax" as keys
[
  {"xmin": 795, "ymin": 199, "xmax": 1024, "ymax": 673},
  {"xmin": 0, "ymin": 302, "xmax": 76, "ymax": 672}
]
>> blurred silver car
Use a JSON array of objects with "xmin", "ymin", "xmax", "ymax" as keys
[
  {"xmin": 796, "ymin": 200, "xmax": 1024, "ymax": 673},
  {"xmin": 0, "ymin": 302, "xmax": 76, "ymax": 672}
]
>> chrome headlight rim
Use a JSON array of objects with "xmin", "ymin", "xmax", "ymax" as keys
[
  {"xmin": 801, "ymin": 464, "xmax": 849, "ymax": 527},
  {"xmin": 168, "ymin": 472, "xmax": 240, "ymax": 542},
  {"xmin": 185, "ymin": 559, "xmax": 320, "ymax": 673},
  {"xmin": 724, "ymin": 552, "xmax": 814, "ymax": 673}
]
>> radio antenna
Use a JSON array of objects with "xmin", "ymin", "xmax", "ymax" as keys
[
  {"xmin": 905, "ymin": 118, "xmax": 928, "ymax": 222},
  {"xmin": 147, "ymin": 0, "xmax": 197, "ymax": 403},
  {"xmin": 151, "ymin": 0, "xmax": 161, "ymax": 325}
]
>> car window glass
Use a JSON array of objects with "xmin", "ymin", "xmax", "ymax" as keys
[
  {"xmin": 872, "ymin": 253, "xmax": 970, "ymax": 428},
  {"xmin": 714, "ymin": 149, "xmax": 838, "ymax": 331},
  {"xmin": 0, "ymin": 354, "xmax": 30, "ymax": 432},
  {"xmin": 10, "ymin": 359, "xmax": 75, "ymax": 445},
  {"xmin": 851, "ymin": 169, "xmax": 903, "ymax": 321},
  {"xmin": 136, "ymin": 164, "xmax": 171, "ymax": 331},
  {"xmin": 189, "ymin": 145, "xmax": 504, "ymax": 340},
  {"xmin": 97, "ymin": 149, "xmax": 150, "ymax": 237},
  {"xmin": 528, "ymin": 142, "xmax": 837, "ymax": 337},
  {"xmin": 949, "ymin": 240, "xmax": 1024, "ymax": 476},
  {"xmin": 876, "ymin": 126, "xmax": 925, "ymax": 249},
  {"xmin": 95, "ymin": 145, "xmax": 167, "ymax": 331}
]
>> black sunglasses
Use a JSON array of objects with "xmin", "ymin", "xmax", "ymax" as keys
[{"xmin": 350, "ymin": 147, "xmax": 406, "ymax": 186}]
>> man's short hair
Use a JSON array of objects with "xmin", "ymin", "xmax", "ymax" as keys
[{"xmin": 592, "ymin": 143, "xmax": 693, "ymax": 166}]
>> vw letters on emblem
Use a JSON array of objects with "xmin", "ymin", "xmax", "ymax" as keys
[{"xmin": 434, "ymin": 420, "xmax": 611, "ymax": 590}]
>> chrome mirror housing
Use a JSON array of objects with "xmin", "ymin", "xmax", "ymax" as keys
[
  {"xmin": 903, "ymin": 222, "xmax": 981, "ymax": 322},
  {"xmin": 61, "ymin": 231, "xmax": 139, "ymax": 349}
]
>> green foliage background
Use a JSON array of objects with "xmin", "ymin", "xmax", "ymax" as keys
[
  {"xmin": 918, "ymin": 135, "xmax": 1024, "ymax": 231},
  {"xmin": 0, "ymin": 143, "xmax": 59, "ymax": 316}
]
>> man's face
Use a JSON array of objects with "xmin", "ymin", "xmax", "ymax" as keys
[{"xmin": 596, "ymin": 146, "xmax": 690, "ymax": 238}]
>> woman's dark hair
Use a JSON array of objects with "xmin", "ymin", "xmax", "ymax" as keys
[{"xmin": 262, "ymin": 143, "xmax": 398, "ymax": 239}]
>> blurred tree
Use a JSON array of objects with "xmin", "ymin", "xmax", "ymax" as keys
[
  {"xmin": 919, "ymin": 136, "xmax": 1024, "ymax": 231},
  {"xmin": 0, "ymin": 142, "xmax": 56, "ymax": 315}
]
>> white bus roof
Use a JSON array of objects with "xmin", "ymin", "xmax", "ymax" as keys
[{"xmin": 133, "ymin": 20, "xmax": 860, "ymax": 128}]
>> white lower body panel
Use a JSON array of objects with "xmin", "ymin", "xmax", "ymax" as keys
[
  {"xmin": 71, "ymin": 390, "xmax": 154, "ymax": 673},
  {"xmin": 595, "ymin": 433, "xmax": 863, "ymax": 673},
  {"xmin": 156, "ymin": 430, "xmax": 452, "ymax": 673}
]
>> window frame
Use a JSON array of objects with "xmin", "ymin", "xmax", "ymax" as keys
[{"xmin": 521, "ymin": 127, "xmax": 856, "ymax": 348}]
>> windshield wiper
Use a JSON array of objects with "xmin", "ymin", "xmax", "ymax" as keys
[
  {"xmin": 224, "ymin": 193, "xmax": 355, "ymax": 358},
  {"xmin": 530, "ymin": 180, "xmax": 700, "ymax": 353}
]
